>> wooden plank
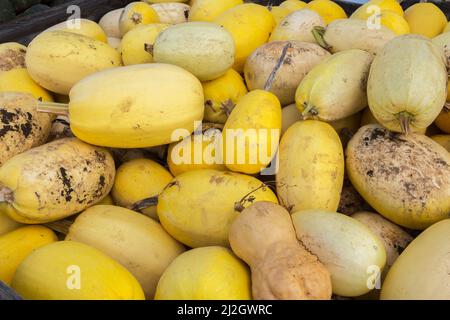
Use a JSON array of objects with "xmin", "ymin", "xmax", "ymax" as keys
[{"xmin": 0, "ymin": 0, "xmax": 132, "ymax": 45}]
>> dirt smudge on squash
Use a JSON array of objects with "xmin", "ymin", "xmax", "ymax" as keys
[
  {"xmin": 0, "ymin": 48, "xmax": 26, "ymax": 71},
  {"xmin": 209, "ymin": 175, "xmax": 224, "ymax": 185}
]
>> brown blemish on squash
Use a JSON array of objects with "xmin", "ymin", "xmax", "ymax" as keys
[
  {"xmin": 0, "ymin": 49, "xmax": 26, "ymax": 71},
  {"xmin": 209, "ymin": 175, "xmax": 224, "ymax": 185}
]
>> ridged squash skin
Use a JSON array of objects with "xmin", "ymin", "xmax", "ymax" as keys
[
  {"xmin": 270, "ymin": 9, "xmax": 325, "ymax": 43},
  {"xmin": 0, "ymin": 42, "xmax": 26, "ymax": 73},
  {"xmin": 157, "ymin": 169, "xmax": 279, "ymax": 248},
  {"xmin": 65, "ymin": 205, "xmax": 185, "ymax": 299},
  {"xmin": 120, "ymin": 23, "xmax": 170, "ymax": 65},
  {"xmin": 0, "ymin": 138, "xmax": 115, "ymax": 224},
  {"xmin": 0, "ymin": 68, "xmax": 53, "ymax": 102},
  {"xmin": 214, "ymin": 3, "xmax": 275, "ymax": 73},
  {"xmin": 68, "ymin": 63, "xmax": 204, "ymax": 148},
  {"xmin": 321, "ymin": 19, "xmax": 396, "ymax": 55},
  {"xmin": 44, "ymin": 19, "xmax": 107, "ymax": 42},
  {"xmin": 0, "ymin": 92, "xmax": 53, "ymax": 166},
  {"xmin": 244, "ymin": 41, "xmax": 330, "ymax": 106},
  {"xmin": 119, "ymin": 2, "xmax": 160, "ymax": 36},
  {"xmin": 151, "ymin": 3, "xmax": 190, "ymax": 24},
  {"xmin": 155, "ymin": 246, "xmax": 251, "ymax": 300},
  {"xmin": 202, "ymin": 69, "xmax": 248, "ymax": 124},
  {"xmin": 346, "ymin": 125, "xmax": 450, "ymax": 230},
  {"xmin": 25, "ymin": 31, "xmax": 121, "ymax": 95},
  {"xmin": 367, "ymin": 35, "xmax": 447, "ymax": 133},
  {"xmin": 153, "ymin": 22, "xmax": 235, "ymax": 81},
  {"xmin": 296, "ymin": 49, "xmax": 373, "ymax": 121},
  {"xmin": 0, "ymin": 226, "xmax": 57, "ymax": 285},
  {"xmin": 11, "ymin": 241, "xmax": 145, "ymax": 300},
  {"xmin": 167, "ymin": 128, "xmax": 227, "ymax": 176},
  {"xmin": 277, "ymin": 120, "xmax": 344, "ymax": 213},
  {"xmin": 188, "ymin": 0, "xmax": 242, "ymax": 22},
  {"xmin": 0, "ymin": 212, "xmax": 22, "ymax": 236},
  {"xmin": 381, "ymin": 219, "xmax": 450, "ymax": 300},
  {"xmin": 292, "ymin": 210, "xmax": 387, "ymax": 297},
  {"xmin": 222, "ymin": 90, "xmax": 282, "ymax": 174},
  {"xmin": 112, "ymin": 158, "xmax": 173, "ymax": 220}
]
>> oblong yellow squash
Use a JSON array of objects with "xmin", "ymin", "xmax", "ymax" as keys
[
  {"xmin": 223, "ymin": 90, "xmax": 282, "ymax": 174},
  {"xmin": 153, "ymin": 22, "xmax": 235, "ymax": 81},
  {"xmin": 167, "ymin": 127, "xmax": 226, "ymax": 176},
  {"xmin": 431, "ymin": 134, "xmax": 450, "ymax": 152},
  {"xmin": 367, "ymin": 35, "xmax": 447, "ymax": 133},
  {"xmin": 0, "ymin": 212, "xmax": 22, "ymax": 236},
  {"xmin": 155, "ymin": 246, "xmax": 251, "ymax": 300},
  {"xmin": 316, "ymin": 19, "xmax": 396, "ymax": 55},
  {"xmin": 0, "ymin": 226, "xmax": 57, "ymax": 285},
  {"xmin": 0, "ymin": 138, "xmax": 115, "ymax": 224},
  {"xmin": 11, "ymin": 241, "xmax": 145, "ymax": 300},
  {"xmin": 0, "ymin": 68, "xmax": 53, "ymax": 102},
  {"xmin": 202, "ymin": 69, "xmax": 248, "ymax": 124},
  {"xmin": 381, "ymin": 219, "xmax": 450, "ymax": 300},
  {"xmin": 119, "ymin": 2, "xmax": 160, "ymax": 36},
  {"xmin": 67, "ymin": 63, "xmax": 204, "ymax": 148},
  {"xmin": 188, "ymin": 0, "xmax": 243, "ymax": 22},
  {"xmin": 214, "ymin": 3, "xmax": 275, "ymax": 72},
  {"xmin": 44, "ymin": 19, "xmax": 107, "ymax": 42},
  {"xmin": 120, "ymin": 23, "xmax": 170, "ymax": 65},
  {"xmin": 151, "ymin": 3, "xmax": 190, "ymax": 24},
  {"xmin": 277, "ymin": 120, "xmax": 344, "ymax": 213},
  {"xmin": 269, "ymin": 9, "xmax": 325, "ymax": 43},
  {"xmin": 111, "ymin": 158, "xmax": 173, "ymax": 220},
  {"xmin": 244, "ymin": 40, "xmax": 330, "ymax": 106},
  {"xmin": 157, "ymin": 169, "xmax": 279, "ymax": 248},
  {"xmin": 99, "ymin": 8, "xmax": 123, "ymax": 38},
  {"xmin": 292, "ymin": 210, "xmax": 386, "ymax": 297},
  {"xmin": 346, "ymin": 125, "xmax": 450, "ymax": 230},
  {"xmin": 0, "ymin": 92, "xmax": 53, "ymax": 166},
  {"xmin": 296, "ymin": 49, "xmax": 373, "ymax": 121},
  {"xmin": 0, "ymin": 42, "xmax": 26, "ymax": 73},
  {"xmin": 65, "ymin": 205, "xmax": 185, "ymax": 299},
  {"xmin": 26, "ymin": 31, "xmax": 121, "ymax": 95}
]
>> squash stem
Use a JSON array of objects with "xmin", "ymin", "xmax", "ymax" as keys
[
  {"xmin": 302, "ymin": 103, "xmax": 318, "ymax": 117},
  {"xmin": 45, "ymin": 219, "xmax": 73, "ymax": 235},
  {"xmin": 128, "ymin": 196, "xmax": 159, "ymax": 212},
  {"xmin": 398, "ymin": 111, "xmax": 412, "ymax": 134},
  {"xmin": 264, "ymin": 42, "xmax": 292, "ymax": 92},
  {"xmin": 37, "ymin": 101, "xmax": 69, "ymax": 116},
  {"xmin": 312, "ymin": 26, "xmax": 331, "ymax": 50},
  {"xmin": 0, "ymin": 185, "xmax": 13, "ymax": 203},
  {"xmin": 444, "ymin": 103, "xmax": 450, "ymax": 113}
]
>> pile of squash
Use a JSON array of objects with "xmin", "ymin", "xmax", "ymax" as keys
[{"xmin": 0, "ymin": 0, "xmax": 450, "ymax": 300}]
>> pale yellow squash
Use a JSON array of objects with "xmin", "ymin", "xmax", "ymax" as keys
[
  {"xmin": 381, "ymin": 219, "xmax": 450, "ymax": 299},
  {"xmin": 202, "ymin": 69, "xmax": 248, "ymax": 124},
  {"xmin": 66, "ymin": 205, "xmax": 185, "ymax": 299},
  {"xmin": 153, "ymin": 22, "xmax": 235, "ymax": 81},
  {"xmin": 157, "ymin": 169, "xmax": 278, "ymax": 248},
  {"xmin": 307, "ymin": 0, "xmax": 347, "ymax": 24},
  {"xmin": 155, "ymin": 246, "xmax": 251, "ymax": 300},
  {"xmin": 151, "ymin": 3, "xmax": 190, "ymax": 24},
  {"xmin": 223, "ymin": 90, "xmax": 282, "ymax": 175},
  {"xmin": 277, "ymin": 120, "xmax": 344, "ymax": 213},
  {"xmin": 44, "ymin": 19, "xmax": 107, "ymax": 42},
  {"xmin": 26, "ymin": 31, "xmax": 121, "ymax": 95},
  {"xmin": 214, "ymin": 3, "xmax": 275, "ymax": 72},
  {"xmin": 120, "ymin": 23, "xmax": 170, "ymax": 65},
  {"xmin": 66, "ymin": 63, "xmax": 204, "ymax": 148},
  {"xmin": 111, "ymin": 158, "xmax": 173, "ymax": 220},
  {"xmin": 0, "ymin": 68, "xmax": 53, "ymax": 102},
  {"xmin": 296, "ymin": 49, "xmax": 373, "ymax": 121},
  {"xmin": 269, "ymin": 6, "xmax": 290, "ymax": 25},
  {"xmin": 292, "ymin": 210, "xmax": 387, "ymax": 297},
  {"xmin": 11, "ymin": 241, "xmax": 145, "ymax": 300},
  {"xmin": 188, "ymin": 0, "xmax": 242, "ymax": 22},
  {"xmin": 367, "ymin": 35, "xmax": 447, "ymax": 133},
  {"xmin": 119, "ymin": 2, "xmax": 160, "ymax": 36},
  {"xmin": 279, "ymin": 0, "xmax": 307, "ymax": 12},
  {"xmin": 0, "ymin": 226, "xmax": 57, "ymax": 285},
  {"xmin": 431, "ymin": 134, "xmax": 450, "ymax": 152},
  {"xmin": 99, "ymin": 8, "xmax": 124, "ymax": 38}
]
